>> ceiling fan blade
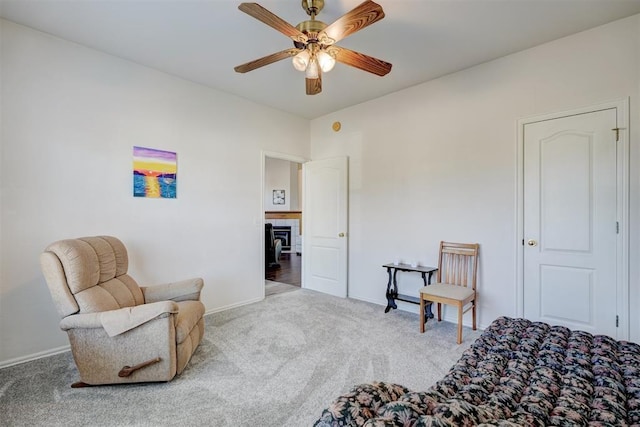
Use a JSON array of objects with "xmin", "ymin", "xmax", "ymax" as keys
[
  {"xmin": 238, "ymin": 3, "xmax": 308, "ymax": 44},
  {"xmin": 306, "ymin": 74, "xmax": 322, "ymax": 95},
  {"xmin": 330, "ymin": 46, "xmax": 391, "ymax": 76},
  {"xmin": 318, "ymin": 0, "xmax": 385, "ymax": 45},
  {"xmin": 234, "ymin": 48, "xmax": 301, "ymax": 73}
]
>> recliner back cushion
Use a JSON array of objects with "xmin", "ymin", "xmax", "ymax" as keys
[{"xmin": 44, "ymin": 236, "xmax": 144, "ymax": 314}]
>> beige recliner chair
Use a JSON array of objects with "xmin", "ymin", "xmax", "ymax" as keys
[{"xmin": 40, "ymin": 236, "xmax": 205, "ymax": 387}]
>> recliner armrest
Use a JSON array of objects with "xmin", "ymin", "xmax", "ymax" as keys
[
  {"xmin": 59, "ymin": 301, "xmax": 179, "ymax": 337},
  {"xmin": 141, "ymin": 278, "xmax": 204, "ymax": 303},
  {"xmin": 59, "ymin": 312, "xmax": 103, "ymax": 330}
]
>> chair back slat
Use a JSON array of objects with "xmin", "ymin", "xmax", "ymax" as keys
[
  {"xmin": 453, "ymin": 254, "xmax": 460, "ymax": 284},
  {"xmin": 437, "ymin": 241, "xmax": 479, "ymax": 289},
  {"xmin": 461, "ymin": 255, "xmax": 468, "ymax": 286}
]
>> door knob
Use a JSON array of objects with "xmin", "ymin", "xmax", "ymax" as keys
[
  {"xmin": 338, "ymin": 232, "xmax": 345, "ymax": 237},
  {"xmin": 527, "ymin": 239, "xmax": 537, "ymax": 247}
]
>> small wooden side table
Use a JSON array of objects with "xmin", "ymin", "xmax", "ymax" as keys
[{"xmin": 383, "ymin": 263, "xmax": 438, "ymax": 319}]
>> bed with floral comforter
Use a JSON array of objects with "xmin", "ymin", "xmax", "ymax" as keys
[{"xmin": 314, "ymin": 316, "xmax": 640, "ymax": 426}]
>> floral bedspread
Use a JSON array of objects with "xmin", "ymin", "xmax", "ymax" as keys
[{"xmin": 314, "ymin": 316, "xmax": 640, "ymax": 426}]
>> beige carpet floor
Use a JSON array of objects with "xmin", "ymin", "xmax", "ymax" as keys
[{"xmin": 0, "ymin": 288, "xmax": 482, "ymax": 426}]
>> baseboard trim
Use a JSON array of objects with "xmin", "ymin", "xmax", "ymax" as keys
[
  {"xmin": 203, "ymin": 296, "xmax": 264, "ymax": 316},
  {"xmin": 0, "ymin": 344, "xmax": 70, "ymax": 370},
  {"xmin": 4, "ymin": 294, "xmax": 482, "ymax": 370},
  {"xmin": 0, "ymin": 297, "xmax": 265, "ymax": 370},
  {"xmin": 349, "ymin": 294, "xmax": 489, "ymax": 331},
  {"xmin": 350, "ymin": 294, "xmax": 385, "ymax": 307}
]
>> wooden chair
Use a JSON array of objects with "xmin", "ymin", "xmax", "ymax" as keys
[{"xmin": 419, "ymin": 241, "xmax": 479, "ymax": 344}]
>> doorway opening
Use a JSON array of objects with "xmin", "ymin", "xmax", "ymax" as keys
[{"xmin": 263, "ymin": 154, "xmax": 304, "ymax": 296}]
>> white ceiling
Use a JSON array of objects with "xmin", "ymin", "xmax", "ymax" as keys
[{"xmin": 2, "ymin": 0, "xmax": 640, "ymax": 119}]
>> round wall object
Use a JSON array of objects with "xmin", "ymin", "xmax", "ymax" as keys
[{"xmin": 332, "ymin": 121, "xmax": 341, "ymax": 132}]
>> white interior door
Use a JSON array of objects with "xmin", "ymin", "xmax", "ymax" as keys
[
  {"xmin": 303, "ymin": 157, "xmax": 348, "ymax": 297},
  {"xmin": 523, "ymin": 108, "xmax": 618, "ymax": 337}
]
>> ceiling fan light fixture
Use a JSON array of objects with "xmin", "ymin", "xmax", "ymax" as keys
[
  {"xmin": 305, "ymin": 57, "xmax": 319, "ymax": 79},
  {"xmin": 316, "ymin": 50, "xmax": 335, "ymax": 72},
  {"xmin": 292, "ymin": 49, "xmax": 311, "ymax": 71},
  {"xmin": 235, "ymin": 1, "xmax": 392, "ymax": 95}
]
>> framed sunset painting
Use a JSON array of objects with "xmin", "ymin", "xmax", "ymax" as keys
[{"xmin": 133, "ymin": 146, "xmax": 177, "ymax": 198}]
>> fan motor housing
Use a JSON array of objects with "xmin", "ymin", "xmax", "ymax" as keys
[
  {"xmin": 296, "ymin": 19, "xmax": 327, "ymax": 35},
  {"xmin": 301, "ymin": 0, "xmax": 324, "ymax": 16}
]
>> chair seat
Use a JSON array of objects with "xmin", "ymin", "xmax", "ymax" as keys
[{"xmin": 419, "ymin": 283, "xmax": 474, "ymax": 301}]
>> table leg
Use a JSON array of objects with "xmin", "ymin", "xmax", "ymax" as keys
[
  {"xmin": 393, "ymin": 269, "xmax": 399, "ymax": 295},
  {"xmin": 384, "ymin": 267, "xmax": 397, "ymax": 313},
  {"xmin": 421, "ymin": 272, "xmax": 434, "ymax": 320}
]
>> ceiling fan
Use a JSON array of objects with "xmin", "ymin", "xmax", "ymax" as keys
[{"xmin": 234, "ymin": 0, "xmax": 392, "ymax": 95}]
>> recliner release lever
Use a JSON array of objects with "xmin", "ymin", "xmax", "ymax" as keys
[{"xmin": 118, "ymin": 357, "xmax": 162, "ymax": 377}]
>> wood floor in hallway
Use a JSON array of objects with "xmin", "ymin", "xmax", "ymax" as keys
[{"xmin": 265, "ymin": 252, "xmax": 301, "ymax": 287}]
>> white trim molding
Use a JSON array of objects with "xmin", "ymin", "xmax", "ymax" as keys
[
  {"xmin": 0, "ymin": 295, "xmax": 266, "ymax": 370},
  {"xmin": 0, "ymin": 345, "xmax": 70, "ymax": 370}
]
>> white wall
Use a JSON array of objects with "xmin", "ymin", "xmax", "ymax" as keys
[
  {"xmin": 0, "ymin": 21, "xmax": 4, "ymax": 354},
  {"xmin": 311, "ymin": 15, "xmax": 640, "ymax": 340},
  {"xmin": 264, "ymin": 158, "xmax": 302, "ymax": 211},
  {"xmin": 264, "ymin": 157, "xmax": 292, "ymax": 211},
  {"xmin": 0, "ymin": 20, "xmax": 310, "ymax": 365},
  {"xmin": 3, "ymin": 13, "xmax": 640, "ymax": 366}
]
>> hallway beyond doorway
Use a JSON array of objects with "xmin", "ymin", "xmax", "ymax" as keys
[{"xmin": 266, "ymin": 252, "xmax": 301, "ymax": 287}]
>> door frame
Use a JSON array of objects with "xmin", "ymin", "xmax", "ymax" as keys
[
  {"xmin": 515, "ymin": 98, "xmax": 629, "ymax": 338},
  {"xmin": 261, "ymin": 151, "xmax": 308, "ymax": 298}
]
